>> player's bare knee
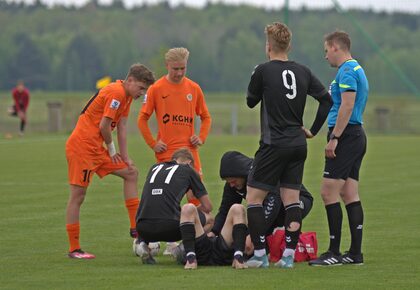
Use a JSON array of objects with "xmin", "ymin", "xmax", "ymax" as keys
[
  {"xmin": 127, "ymin": 166, "xmax": 139, "ymax": 180},
  {"xmin": 230, "ymin": 204, "xmax": 245, "ymax": 215},
  {"xmin": 287, "ymin": 221, "xmax": 300, "ymax": 232},
  {"xmin": 181, "ymin": 203, "xmax": 197, "ymax": 216}
]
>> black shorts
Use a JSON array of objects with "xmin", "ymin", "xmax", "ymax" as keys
[
  {"xmin": 136, "ymin": 219, "xmax": 181, "ymax": 243},
  {"xmin": 195, "ymin": 234, "xmax": 234, "ymax": 266},
  {"xmin": 248, "ymin": 143, "xmax": 307, "ymax": 192},
  {"xmin": 136, "ymin": 211, "xmax": 206, "ymax": 243},
  {"xmin": 324, "ymin": 125, "xmax": 367, "ymax": 181}
]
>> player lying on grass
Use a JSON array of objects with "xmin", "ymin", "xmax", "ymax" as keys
[
  {"xmin": 133, "ymin": 148, "xmax": 213, "ymax": 264},
  {"xmin": 178, "ymin": 203, "xmax": 248, "ymax": 270}
]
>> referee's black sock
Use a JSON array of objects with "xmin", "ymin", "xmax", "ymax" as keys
[
  {"xmin": 232, "ymin": 223, "xmax": 247, "ymax": 254},
  {"xmin": 247, "ymin": 204, "xmax": 266, "ymax": 253},
  {"xmin": 326, "ymin": 202, "xmax": 342, "ymax": 255},
  {"xmin": 180, "ymin": 222, "xmax": 196, "ymax": 255},
  {"xmin": 346, "ymin": 201, "xmax": 364, "ymax": 255}
]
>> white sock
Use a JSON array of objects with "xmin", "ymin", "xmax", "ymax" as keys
[
  {"xmin": 283, "ymin": 248, "xmax": 295, "ymax": 258},
  {"xmin": 254, "ymin": 249, "xmax": 266, "ymax": 257},
  {"xmin": 234, "ymin": 251, "xmax": 243, "ymax": 257}
]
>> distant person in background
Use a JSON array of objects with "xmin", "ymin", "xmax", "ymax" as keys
[
  {"xmin": 65, "ymin": 64, "xmax": 155, "ymax": 259},
  {"xmin": 10, "ymin": 80, "xmax": 30, "ymax": 136},
  {"xmin": 309, "ymin": 31, "xmax": 369, "ymax": 266},
  {"xmin": 138, "ymin": 47, "xmax": 212, "ymax": 254}
]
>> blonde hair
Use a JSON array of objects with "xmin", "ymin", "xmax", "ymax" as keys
[
  {"xmin": 165, "ymin": 47, "xmax": 190, "ymax": 63},
  {"xmin": 324, "ymin": 30, "xmax": 351, "ymax": 51},
  {"xmin": 265, "ymin": 22, "xmax": 292, "ymax": 53}
]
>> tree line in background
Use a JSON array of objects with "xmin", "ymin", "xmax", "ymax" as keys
[{"xmin": 0, "ymin": 0, "xmax": 419, "ymax": 95}]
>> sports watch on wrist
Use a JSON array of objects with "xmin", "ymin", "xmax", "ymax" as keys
[{"xmin": 330, "ymin": 133, "xmax": 340, "ymax": 141}]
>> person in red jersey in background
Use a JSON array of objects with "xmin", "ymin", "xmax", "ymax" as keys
[{"xmin": 10, "ymin": 80, "xmax": 30, "ymax": 136}]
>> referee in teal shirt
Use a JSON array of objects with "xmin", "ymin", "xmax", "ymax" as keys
[{"xmin": 309, "ymin": 30, "xmax": 369, "ymax": 267}]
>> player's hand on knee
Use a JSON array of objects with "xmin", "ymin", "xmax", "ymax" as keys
[{"xmin": 111, "ymin": 153, "xmax": 123, "ymax": 163}]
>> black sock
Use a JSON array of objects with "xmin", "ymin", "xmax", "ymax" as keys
[
  {"xmin": 247, "ymin": 204, "xmax": 266, "ymax": 250},
  {"xmin": 232, "ymin": 223, "xmax": 247, "ymax": 253},
  {"xmin": 20, "ymin": 120, "xmax": 26, "ymax": 132},
  {"xmin": 326, "ymin": 202, "xmax": 342, "ymax": 255},
  {"xmin": 284, "ymin": 203, "xmax": 302, "ymax": 250},
  {"xmin": 346, "ymin": 201, "xmax": 364, "ymax": 255},
  {"xmin": 180, "ymin": 222, "xmax": 196, "ymax": 255}
]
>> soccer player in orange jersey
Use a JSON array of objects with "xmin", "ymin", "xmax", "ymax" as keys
[
  {"xmin": 65, "ymin": 64, "xmax": 155, "ymax": 259},
  {"xmin": 138, "ymin": 47, "xmax": 212, "ymax": 255},
  {"xmin": 138, "ymin": 47, "xmax": 211, "ymax": 195}
]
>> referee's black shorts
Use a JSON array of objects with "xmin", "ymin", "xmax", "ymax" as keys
[
  {"xmin": 248, "ymin": 143, "xmax": 307, "ymax": 192},
  {"xmin": 324, "ymin": 125, "xmax": 367, "ymax": 181}
]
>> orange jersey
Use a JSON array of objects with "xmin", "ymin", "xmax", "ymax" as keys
[
  {"xmin": 138, "ymin": 76, "xmax": 211, "ymax": 153},
  {"xmin": 67, "ymin": 80, "xmax": 132, "ymax": 155}
]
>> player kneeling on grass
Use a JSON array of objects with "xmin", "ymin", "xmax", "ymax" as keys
[
  {"xmin": 177, "ymin": 203, "xmax": 248, "ymax": 270},
  {"xmin": 134, "ymin": 148, "xmax": 213, "ymax": 264}
]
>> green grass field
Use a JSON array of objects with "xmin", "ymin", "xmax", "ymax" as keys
[{"xmin": 1, "ymin": 133, "xmax": 419, "ymax": 289}]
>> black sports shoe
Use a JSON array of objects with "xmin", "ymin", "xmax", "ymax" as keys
[
  {"xmin": 341, "ymin": 251, "xmax": 364, "ymax": 265},
  {"xmin": 308, "ymin": 251, "xmax": 342, "ymax": 266}
]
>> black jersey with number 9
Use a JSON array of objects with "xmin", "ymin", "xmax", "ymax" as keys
[{"xmin": 247, "ymin": 60, "xmax": 328, "ymax": 147}]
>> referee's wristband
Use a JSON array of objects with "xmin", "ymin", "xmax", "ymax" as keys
[
  {"xmin": 329, "ymin": 133, "xmax": 340, "ymax": 141},
  {"xmin": 107, "ymin": 141, "xmax": 117, "ymax": 157}
]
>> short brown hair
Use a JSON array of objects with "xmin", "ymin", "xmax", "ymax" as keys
[
  {"xmin": 172, "ymin": 148, "xmax": 194, "ymax": 165},
  {"xmin": 165, "ymin": 47, "xmax": 189, "ymax": 63},
  {"xmin": 265, "ymin": 22, "xmax": 292, "ymax": 53},
  {"xmin": 324, "ymin": 30, "xmax": 351, "ymax": 51},
  {"xmin": 126, "ymin": 63, "xmax": 155, "ymax": 85}
]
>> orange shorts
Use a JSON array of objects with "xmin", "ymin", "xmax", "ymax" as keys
[
  {"xmin": 156, "ymin": 148, "xmax": 203, "ymax": 178},
  {"xmin": 66, "ymin": 149, "xmax": 128, "ymax": 187}
]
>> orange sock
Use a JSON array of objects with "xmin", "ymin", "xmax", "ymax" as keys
[
  {"xmin": 125, "ymin": 197, "xmax": 139, "ymax": 229},
  {"xmin": 66, "ymin": 223, "xmax": 80, "ymax": 252}
]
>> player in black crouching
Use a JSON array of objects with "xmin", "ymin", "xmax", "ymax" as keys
[
  {"xmin": 213, "ymin": 151, "xmax": 313, "ymax": 262},
  {"xmin": 210, "ymin": 151, "xmax": 313, "ymax": 240},
  {"xmin": 134, "ymin": 148, "xmax": 212, "ymax": 264}
]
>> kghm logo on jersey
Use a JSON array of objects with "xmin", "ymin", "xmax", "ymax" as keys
[
  {"xmin": 161, "ymin": 114, "xmax": 193, "ymax": 126},
  {"xmin": 110, "ymin": 99, "xmax": 120, "ymax": 110},
  {"xmin": 163, "ymin": 113, "xmax": 170, "ymax": 124},
  {"xmin": 186, "ymin": 93, "xmax": 193, "ymax": 101}
]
